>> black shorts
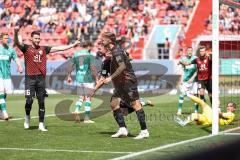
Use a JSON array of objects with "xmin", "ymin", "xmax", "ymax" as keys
[
  {"xmin": 25, "ymin": 75, "xmax": 47, "ymax": 99},
  {"xmin": 198, "ymin": 79, "xmax": 212, "ymax": 93},
  {"xmin": 111, "ymin": 81, "xmax": 139, "ymax": 103}
]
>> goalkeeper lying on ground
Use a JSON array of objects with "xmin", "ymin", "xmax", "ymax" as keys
[{"xmin": 175, "ymin": 94, "xmax": 236, "ymax": 126}]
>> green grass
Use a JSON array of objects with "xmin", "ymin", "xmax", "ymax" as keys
[{"xmin": 0, "ymin": 94, "xmax": 239, "ymax": 160}]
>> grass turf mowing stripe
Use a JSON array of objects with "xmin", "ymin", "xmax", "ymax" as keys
[
  {"xmin": 112, "ymin": 126, "xmax": 240, "ymax": 160},
  {"xmin": 0, "ymin": 148, "xmax": 133, "ymax": 154}
]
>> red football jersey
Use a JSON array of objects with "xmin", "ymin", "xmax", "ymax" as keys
[
  {"xmin": 19, "ymin": 44, "xmax": 51, "ymax": 77},
  {"xmin": 193, "ymin": 56, "xmax": 212, "ymax": 81}
]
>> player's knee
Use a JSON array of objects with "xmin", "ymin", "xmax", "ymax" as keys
[
  {"xmin": 110, "ymin": 98, "xmax": 120, "ymax": 110},
  {"xmin": 26, "ymin": 97, "xmax": 33, "ymax": 105}
]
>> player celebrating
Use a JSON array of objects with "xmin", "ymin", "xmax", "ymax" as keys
[
  {"xmin": 67, "ymin": 41, "xmax": 97, "ymax": 123},
  {"xmin": 99, "ymin": 32, "xmax": 149, "ymax": 139},
  {"xmin": 96, "ymin": 46, "xmax": 154, "ymax": 109},
  {"xmin": 175, "ymin": 94, "xmax": 236, "ymax": 126},
  {"xmin": 177, "ymin": 47, "xmax": 198, "ymax": 115},
  {"xmin": 0, "ymin": 33, "xmax": 23, "ymax": 120},
  {"xmin": 14, "ymin": 27, "xmax": 80, "ymax": 131},
  {"xmin": 180, "ymin": 45, "xmax": 212, "ymax": 104}
]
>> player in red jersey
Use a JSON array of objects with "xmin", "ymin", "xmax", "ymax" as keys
[
  {"xmin": 180, "ymin": 46, "xmax": 212, "ymax": 104},
  {"xmin": 14, "ymin": 26, "xmax": 80, "ymax": 131}
]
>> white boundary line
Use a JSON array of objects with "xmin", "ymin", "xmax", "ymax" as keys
[
  {"xmin": 0, "ymin": 147, "xmax": 133, "ymax": 154},
  {"xmin": 112, "ymin": 126, "xmax": 240, "ymax": 160},
  {"xmin": 221, "ymin": 133, "xmax": 240, "ymax": 136},
  {"xmin": 0, "ymin": 113, "xmax": 74, "ymax": 122}
]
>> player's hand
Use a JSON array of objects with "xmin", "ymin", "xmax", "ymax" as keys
[
  {"xmin": 17, "ymin": 66, "xmax": 23, "ymax": 74},
  {"xmin": 188, "ymin": 79, "xmax": 193, "ymax": 83},
  {"xmin": 14, "ymin": 26, "xmax": 21, "ymax": 32},
  {"xmin": 67, "ymin": 76, "xmax": 72, "ymax": 84},
  {"xmin": 103, "ymin": 77, "xmax": 112, "ymax": 84},
  {"xmin": 73, "ymin": 40, "xmax": 81, "ymax": 47}
]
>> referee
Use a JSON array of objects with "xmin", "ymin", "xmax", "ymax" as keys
[{"xmin": 14, "ymin": 26, "xmax": 80, "ymax": 131}]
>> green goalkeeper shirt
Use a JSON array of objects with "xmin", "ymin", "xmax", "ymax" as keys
[
  {"xmin": 71, "ymin": 49, "xmax": 94, "ymax": 83},
  {"xmin": 0, "ymin": 45, "xmax": 17, "ymax": 79},
  {"xmin": 180, "ymin": 55, "xmax": 197, "ymax": 82}
]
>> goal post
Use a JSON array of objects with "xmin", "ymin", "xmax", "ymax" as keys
[{"xmin": 212, "ymin": 0, "xmax": 220, "ymax": 135}]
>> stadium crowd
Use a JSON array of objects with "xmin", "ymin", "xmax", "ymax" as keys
[
  {"xmin": 203, "ymin": 4, "xmax": 240, "ymax": 35},
  {"xmin": 0, "ymin": 0, "xmax": 197, "ymax": 60}
]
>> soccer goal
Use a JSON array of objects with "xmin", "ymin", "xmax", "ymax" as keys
[{"xmin": 212, "ymin": 0, "xmax": 240, "ymax": 135}]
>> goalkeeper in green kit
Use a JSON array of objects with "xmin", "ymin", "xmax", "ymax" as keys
[{"xmin": 67, "ymin": 41, "xmax": 98, "ymax": 123}]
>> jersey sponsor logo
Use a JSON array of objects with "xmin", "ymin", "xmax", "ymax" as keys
[{"xmin": 0, "ymin": 55, "xmax": 9, "ymax": 60}]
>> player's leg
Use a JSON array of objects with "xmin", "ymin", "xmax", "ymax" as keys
[
  {"xmin": 192, "ymin": 82, "xmax": 199, "ymax": 113},
  {"xmin": 110, "ymin": 95, "xmax": 128, "ymax": 138},
  {"xmin": 177, "ymin": 82, "xmax": 188, "ymax": 115},
  {"xmin": 83, "ymin": 83, "xmax": 95, "ymax": 123},
  {"xmin": 24, "ymin": 76, "xmax": 35, "ymax": 129},
  {"xmin": 36, "ymin": 76, "xmax": 47, "ymax": 131},
  {"xmin": 205, "ymin": 80, "xmax": 212, "ymax": 104},
  {"xmin": 0, "ymin": 78, "xmax": 8, "ymax": 120},
  {"xmin": 186, "ymin": 94, "xmax": 207, "ymax": 110},
  {"xmin": 198, "ymin": 80, "xmax": 206, "ymax": 102},
  {"xmin": 83, "ymin": 96, "xmax": 95, "ymax": 123},
  {"xmin": 3, "ymin": 79, "xmax": 14, "ymax": 119},
  {"xmin": 132, "ymin": 99, "xmax": 149, "ymax": 139}
]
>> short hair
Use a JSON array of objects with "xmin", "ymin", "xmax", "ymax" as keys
[
  {"xmin": 31, "ymin": 31, "xmax": 41, "ymax": 37},
  {"xmin": 0, "ymin": 33, "xmax": 9, "ymax": 39},
  {"xmin": 199, "ymin": 45, "xmax": 206, "ymax": 50},
  {"xmin": 102, "ymin": 32, "xmax": 116, "ymax": 43},
  {"xmin": 81, "ymin": 41, "xmax": 92, "ymax": 48},
  {"xmin": 227, "ymin": 102, "xmax": 237, "ymax": 109}
]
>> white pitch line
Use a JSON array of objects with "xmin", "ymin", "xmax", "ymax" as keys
[
  {"xmin": 221, "ymin": 133, "xmax": 240, "ymax": 136},
  {"xmin": 112, "ymin": 126, "xmax": 240, "ymax": 160},
  {"xmin": 0, "ymin": 147, "xmax": 133, "ymax": 154},
  {"xmin": 0, "ymin": 113, "xmax": 73, "ymax": 122}
]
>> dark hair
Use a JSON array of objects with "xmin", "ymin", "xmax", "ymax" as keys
[
  {"xmin": 102, "ymin": 32, "xmax": 116, "ymax": 43},
  {"xmin": 81, "ymin": 41, "xmax": 92, "ymax": 48},
  {"xmin": 228, "ymin": 102, "xmax": 237, "ymax": 109},
  {"xmin": 199, "ymin": 45, "xmax": 206, "ymax": 50},
  {"xmin": 31, "ymin": 31, "xmax": 41, "ymax": 37},
  {"xmin": 0, "ymin": 33, "xmax": 8, "ymax": 39}
]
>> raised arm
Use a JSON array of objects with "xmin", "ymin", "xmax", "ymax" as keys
[
  {"xmin": 50, "ymin": 40, "xmax": 81, "ymax": 53},
  {"xmin": 14, "ymin": 26, "xmax": 23, "ymax": 49}
]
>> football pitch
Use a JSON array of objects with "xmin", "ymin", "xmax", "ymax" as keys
[{"xmin": 0, "ymin": 94, "xmax": 240, "ymax": 160}]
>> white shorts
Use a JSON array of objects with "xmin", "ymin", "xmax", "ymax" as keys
[
  {"xmin": 77, "ymin": 83, "xmax": 94, "ymax": 96},
  {"xmin": 0, "ymin": 78, "xmax": 13, "ymax": 94},
  {"xmin": 180, "ymin": 81, "xmax": 198, "ymax": 95}
]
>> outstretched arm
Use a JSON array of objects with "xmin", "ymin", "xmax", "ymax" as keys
[{"xmin": 50, "ymin": 40, "xmax": 81, "ymax": 53}]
